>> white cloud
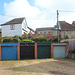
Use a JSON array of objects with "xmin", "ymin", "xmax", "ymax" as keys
[
  {"xmin": 2, "ymin": 0, "xmax": 75, "ymax": 30},
  {"xmin": 4, "ymin": 0, "xmax": 40, "ymax": 17},
  {"xmin": 35, "ymin": 0, "xmax": 53, "ymax": 9},
  {"xmin": 35, "ymin": 0, "xmax": 75, "ymax": 25}
]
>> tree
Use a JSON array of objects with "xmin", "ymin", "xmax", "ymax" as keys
[{"xmin": 33, "ymin": 35, "xmax": 47, "ymax": 42}]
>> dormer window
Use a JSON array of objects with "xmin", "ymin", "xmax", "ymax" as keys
[{"xmin": 10, "ymin": 25, "xmax": 15, "ymax": 30}]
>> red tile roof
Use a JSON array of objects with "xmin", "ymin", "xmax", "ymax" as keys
[
  {"xmin": 1, "ymin": 17, "xmax": 25, "ymax": 26},
  {"xmin": 59, "ymin": 21, "xmax": 75, "ymax": 30}
]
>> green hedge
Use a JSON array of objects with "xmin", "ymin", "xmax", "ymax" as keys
[
  {"xmin": 33, "ymin": 35, "xmax": 47, "ymax": 42},
  {"xmin": 3, "ymin": 38, "xmax": 20, "ymax": 43},
  {"xmin": 52, "ymin": 38, "xmax": 58, "ymax": 42}
]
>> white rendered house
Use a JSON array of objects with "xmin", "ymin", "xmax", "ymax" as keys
[{"xmin": 1, "ymin": 17, "xmax": 29, "ymax": 37}]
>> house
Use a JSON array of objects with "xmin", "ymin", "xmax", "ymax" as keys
[
  {"xmin": 1, "ymin": 17, "xmax": 30, "ymax": 37},
  {"xmin": 55, "ymin": 21, "xmax": 75, "ymax": 39},
  {"xmin": 35, "ymin": 21, "xmax": 75, "ymax": 39},
  {"xmin": 35, "ymin": 27, "xmax": 57, "ymax": 39},
  {"xmin": 36, "ymin": 27, "xmax": 54, "ymax": 34}
]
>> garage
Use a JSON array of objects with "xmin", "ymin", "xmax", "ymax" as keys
[
  {"xmin": 53, "ymin": 45, "xmax": 66, "ymax": 58},
  {"xmin": 20, "ymin": 43, "xmax": 35, "ymax": 59},
  {"xmin": 1, "ymin": 43, "xmax": 17, "ymax": 60},
  {"xmin": 37, "ymin": 43, "xmax": 51, "ymax": 59}
]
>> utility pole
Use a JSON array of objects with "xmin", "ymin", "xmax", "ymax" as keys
[{"xmin": 57, "ymin": 10, "xmax": 59, "ymax": 42}]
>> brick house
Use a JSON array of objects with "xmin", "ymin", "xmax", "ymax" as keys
[
  {"xmin": 35, "ymin": 27, "xmax": 57, "ymax": 39},
  {"xmin": 22, "ymin": 27, "xmax": 57, "ymax": 39}
]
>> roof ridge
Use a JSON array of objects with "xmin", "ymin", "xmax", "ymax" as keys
[
  {"xmin": 1, "ymin": 17, "xmax": 25, "ymax": 25},
  {"xmin": 59, "ymin": 21, "xmax": 75, "ymax": 30},
  {"xmin": 36, "ymin": 27, "xmax": 54, "ymax": 29}
]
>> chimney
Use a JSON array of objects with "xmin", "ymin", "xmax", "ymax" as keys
[{"xmin": 72, "ymin": 21, "xmax": 75, "ymax": 25}]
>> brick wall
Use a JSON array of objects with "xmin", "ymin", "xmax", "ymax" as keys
[{"xmin": 22, "ymin": 33, "xmax": 54, "ymax": 39}]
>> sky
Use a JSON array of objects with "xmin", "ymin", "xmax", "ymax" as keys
[{"xmin": 0, "ymin": 0, "xmax": 75, "ymax": 30}]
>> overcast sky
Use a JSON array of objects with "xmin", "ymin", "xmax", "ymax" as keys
[{"xmin": 0, "ymin": 0, "xmax": 75, "ymax": 30}]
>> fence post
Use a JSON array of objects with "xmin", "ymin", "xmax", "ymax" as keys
[
  {"xmin": 35, "ymin": 43, "xmax": 37, "ymax": 59},
  {"xmin": 51, "ymin": 43, "xmax": 53, "ymax": 58},
  {"xmin": 66, "ymin": 43, "xmax": 69, "ymax": 57},
  {"xmin": 17, "ymin": 43, "xmax": 20, "ymax": 60},
  {"xmin": 0, "ymin": 43, "xmax": 1, "ymax": 60}
]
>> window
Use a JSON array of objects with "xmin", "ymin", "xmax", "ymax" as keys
[
  {"xmin": 38, "ymin": 32, "xmax": 40, "ymax": 34},
  {"xmin": 68, "ymin": 31, "xmax": 71, "ymax": 34},
  {"xmin": 42, "ymin": 32, "xmax": 44, "ymax": 34},
  {"xmin": 46, "ymin": 31, "xmax": 48, "ymax": 34},
  {"xmin": 10, "ymin": 25, "xmax": 15, "ymax": 30},
  {"xmin": 23, "ymin": 23, "xmax": 26, "ymax": 29}
]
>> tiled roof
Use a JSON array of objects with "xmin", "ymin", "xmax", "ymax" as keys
[
  {"xmin": 1, "ymin": 17, "xmax": 25, "ymax": 26},
  {"xmin": 59, "ymin": 21, "xmax": 75, "ymax": 30},
  {"xmin": 36, "ymin": 27, "xmax": 54, "ymax": 31}
]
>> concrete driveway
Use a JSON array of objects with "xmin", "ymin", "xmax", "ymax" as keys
[{"xmin": 0, "ymin": 59, "xmax": 75, "ymax": 75}]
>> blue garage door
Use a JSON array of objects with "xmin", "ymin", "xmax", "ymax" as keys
[{"xmin": 1, "ymin": 43, "xmax": 17, "ymax": 60}]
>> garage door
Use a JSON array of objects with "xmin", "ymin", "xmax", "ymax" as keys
[
  {"xmin": 37, "ymin": 43, "xmax": 51, "ymax": 59},
  {"xmin": 1, "ymin": 43, "xmax": 17, "ymax": 60},
  {"xmin": 53, "ymin": 46, "xmax": 66, "ymax": 58},
  {"xmin": 20, "ymin": 43, "xmax": 34, "ymax": 59}
]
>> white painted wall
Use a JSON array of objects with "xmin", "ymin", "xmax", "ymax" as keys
[
  {"xmin": 2, "ymin": 24, "xmax": 22, "ymax": 37},
  {"xmin": 22, "ymin": 19, "xmax": 29, "ymax": 34},
  {"xmin": 2, "ymin": 19, "xmax": 30, "ymax": 37}
]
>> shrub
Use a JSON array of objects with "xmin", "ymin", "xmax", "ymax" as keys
[
  {"xmin": 13, "ymin": 38, "xmax": 19, "ymax": 42},
  {"xmin": 25, "ymin": 34, "xmax": 29, "ymax": 39},
  {"xmin": 19, "ymin": 36, "xmax": 24, "ymax": 41},
  {"xmin": 63, "ymin": 40, "xmax": 69, "ymax": 43},
  {"xmin": 52, "ymin": 38, "xmax": 58, "ymax": 42},
  {"xmin": 3, "ymin": 38, "xmax": 20, "ymax": 43},
  {"xmin": 14, "ymin": 35, "xmax": 24, "ymax": 41},
  {"xmin": 69, "ymin": 50, "xmax": 75, "ymax": 54},
  {"xmin": 33, "ymin": 35, "xmax": 47, "ymax": 42},
  {"xmin": 14, "ymin": 35, "xmax": 19, "ymax": 39},
  {"xmin": 23, "ymin": 39, "xmax": 34, "ymax": 43},
  {"xmin": 47, "ymin": 39, "xmax": 52, "ymax": 42},
  {"xmin": 3, "ymin": 39, "xmax": 9, "ymax": 43},
  {"xmin": 65, "ymin": 35, "xmax": 69, "ymax": 39},
  {"xmin": 0, "ymin": 37, "xmax": 3, "ymax": 41}
]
